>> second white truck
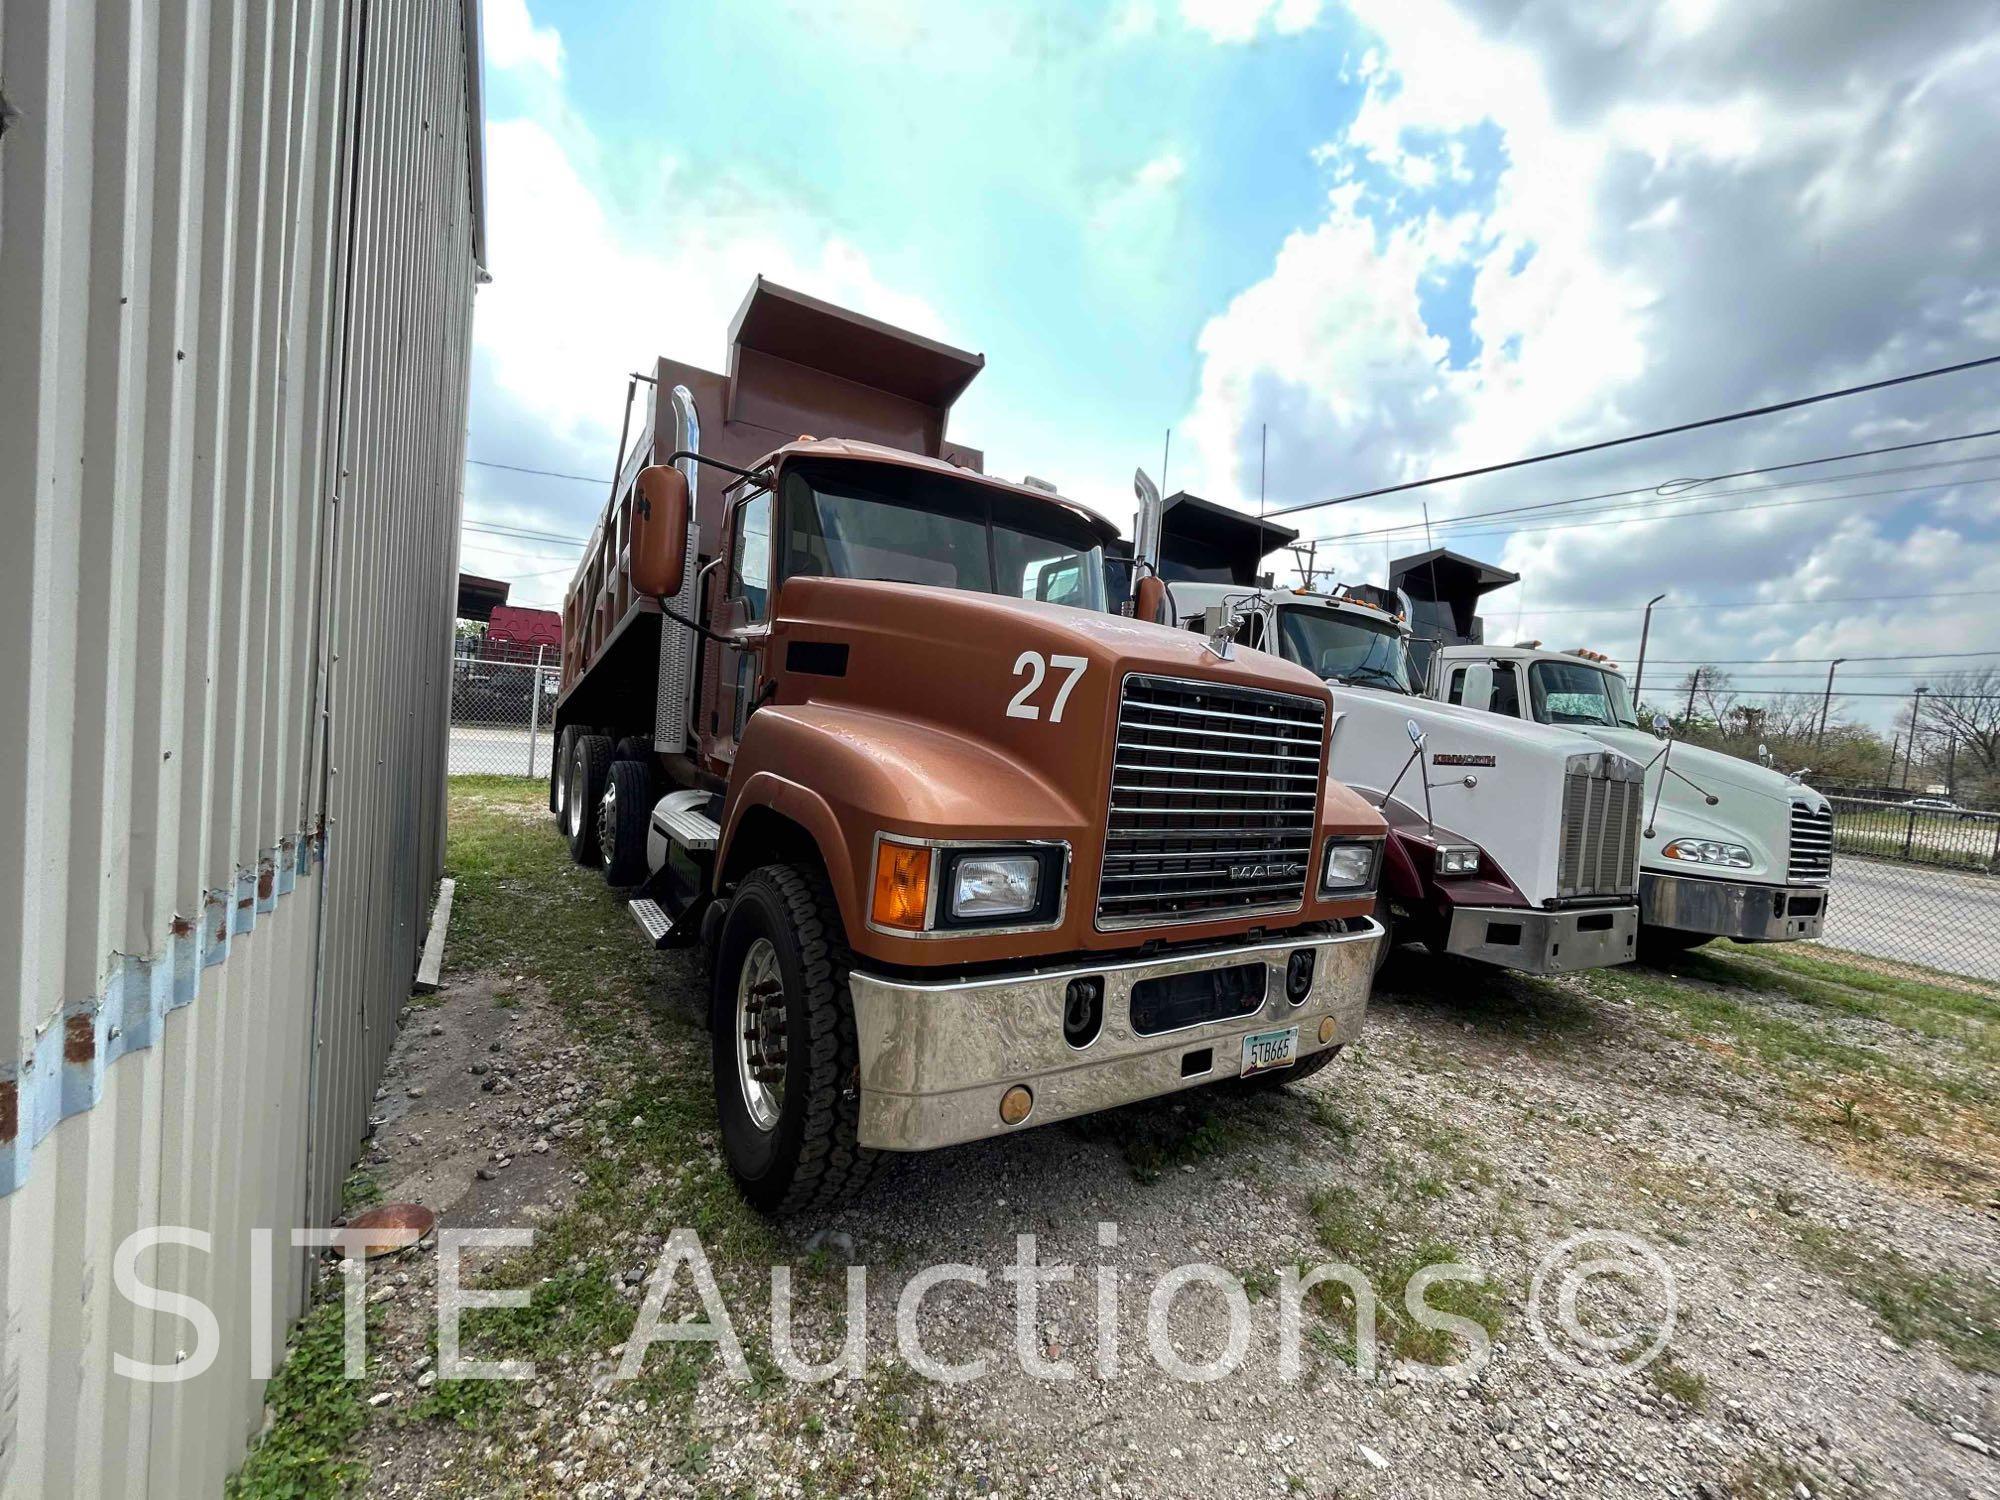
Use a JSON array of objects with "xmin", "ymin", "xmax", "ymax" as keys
[{"xmin": 1430, "ymin": 642, "xmax": 1833, "ymax": 954}]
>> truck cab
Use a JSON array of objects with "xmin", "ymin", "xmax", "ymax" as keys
[
  {"xmin": 551, "ymin": 280, "xmax": 1385, "ymax": 1214},
  {"xmin": 1431, "ymin": 643, "xmax": 1833, "ymax": 952},
  {"xmin": 1135, "ymin": 496, "xmax": 1644, "ymax": 978}
]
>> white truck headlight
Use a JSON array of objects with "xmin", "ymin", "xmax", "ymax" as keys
[
  {"xmin": 1661, "ymin": 838, "xmax": 1753, "ymax": 869},
  {"xmin": 1321, "ymin": 838, "xmax": 1381, "ymax": 895},
  {"xmin": 1434, "ymin": 845, "xmax": 1481, "ymax": 876},
  {"xmin": 950, "ymin": 854, "xmax": 1041, "ymax": 918}
]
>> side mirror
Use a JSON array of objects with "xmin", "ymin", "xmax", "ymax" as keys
[
  {"xmin": 1652, "ymin": 713, "xmax": 1672, "ymax": 738},
  {"xmin": 1133, "ymin": 573, "xmax": 1170, "ymax": 626},
  {"xmin": 1405, "ymin": 718, "xmax": 1426, "ymax": 749},
  {"xmin": 632, "ymin": 465, "xmax": 690, "ymax": 599}
]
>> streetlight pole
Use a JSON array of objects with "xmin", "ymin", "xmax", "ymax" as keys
[
  {"xmin": 1902, "ymin": 684, "xmax": 1928, "ymax": 789},
  {"xmin": 1814, "ymin": 658, "xmax": 1846, "ymax": 753},
  {"xmin": 1632, "ymin": 592, "xmax": 1667, "ymax": 711}
]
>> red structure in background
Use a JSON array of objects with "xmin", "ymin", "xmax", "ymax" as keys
[{"xmin": 487, "ymin": 604, "xmax": 561, "ymax": 659}]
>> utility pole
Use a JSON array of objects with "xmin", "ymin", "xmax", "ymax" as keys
[
  {"xmin": 1902, "ymin": 684, "xmax": 1928, "ymax": 789},
  {"xmin": 1632, "ymin": 592, "xmax": 1667, "ymax": 710},
  {"xmin": 1814, "ymin": 657, "xmax": 1846, "ymax": 753},
  {"xmin": 1683, "ymin": 669, "xmax": 1701, "ymax": 731}
]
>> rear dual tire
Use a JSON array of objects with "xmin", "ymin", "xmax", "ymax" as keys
[
  {"xmin": 564, "ymin": 734, "xmax": 613, "ymax": 865},
  {"xmin": 597, "ymin": 760, "xmax": 652, "ymax": 886}
]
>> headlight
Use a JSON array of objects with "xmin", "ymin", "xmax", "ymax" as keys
[
  {"xmin": 1660, "ymin": 838, "xmax": 1753, "ymax": 869},
  {"xmin": 950, "ymin": 854, "xmax": 1041, "ymax": 919},
  {"xmin": 1434, "ymin": 844, "xmax": 1481, "ymax": 876},
  {"xmin": 1321, "ymin": 838, "xmax": 1381, "ymax": 895}
]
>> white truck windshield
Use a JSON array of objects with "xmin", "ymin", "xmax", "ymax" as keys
[
  {"xmin": 1529, "ymin": 659, "xmax": 1639, "ymax": 728},
  {"xmin": 779, "ymin": 460, "xmax": 1107, "ymax": 611},
  {"xmin": 1276, "ymin": 607, "xmax": 1414, "ymax": 694}
]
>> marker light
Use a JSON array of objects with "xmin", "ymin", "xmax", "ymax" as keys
[{"xmin": 872, "ymin": 841, "xmax": 933, "ymax": 930}]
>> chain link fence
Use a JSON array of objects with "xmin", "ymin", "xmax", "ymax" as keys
[
  {"xmin": 1812, "ymin": 788, "xmax": 2000, "ymax": 984},
  {"xmin": 439, "ymin": 657, "xmax": 1999, "ymax": 983},
  {"xmin": 448, "ymin": 652, "xmax": 560, "ymax": 779}
]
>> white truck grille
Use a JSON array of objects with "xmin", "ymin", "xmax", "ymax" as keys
[
  {"xmin": 1556, "ymin": 761, "xmax": 1642, "ymax": 899},
  {"xmin": 1788, "ymin": 803, "xmax": 1834, "ymax": 884},
  {"xmin": 1096, "ymin": 674, "xmax": 1326, "ymax": 929}
]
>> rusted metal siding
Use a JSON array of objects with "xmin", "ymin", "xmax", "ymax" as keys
[{"xmin": 0, "ymin": 0, "xmax": 482, "ymax": 1492}]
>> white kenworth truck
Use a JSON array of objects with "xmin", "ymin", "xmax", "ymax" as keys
[
  {"xmin": 1136, "ymin": 492, "xmax": 1644, "ymax": 976},
  {"xmin": 1430, "ymin": 642, "xmax": 1834, "ymax": 954}
]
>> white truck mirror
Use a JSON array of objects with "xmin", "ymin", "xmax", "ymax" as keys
[{"xmin": 1460, "ymin": 662, "xmax": 1493, "ymax": 710}]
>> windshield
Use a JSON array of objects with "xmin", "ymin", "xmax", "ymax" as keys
[
  {"xmin": 1274, "ymin": 606, "xmax": 1415, "ymax": 694},
  {"xmin": 1529, "ymin": 659, "xmax": 1639, "ymax": 727},
  {"xmin": 778, "ymin": 460, "xmax": 1106, "ymax": 612}
]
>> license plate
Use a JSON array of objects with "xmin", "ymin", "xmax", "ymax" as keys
[{"xmin": 1240, "ymin": 1026, "xmax": 1299, "ymax": 1077}]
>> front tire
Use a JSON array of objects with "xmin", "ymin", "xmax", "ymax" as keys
[{"xmin": 711, "ymin": 866, "xmax": 889, "ymax": 1216}]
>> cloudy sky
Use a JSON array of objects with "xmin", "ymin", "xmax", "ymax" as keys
[{"xmin": 462, "ymin": 0, "xmax": 2000, "ymax": 728}]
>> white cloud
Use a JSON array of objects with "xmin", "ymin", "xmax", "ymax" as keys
[
  {"xmin": 1181, "ymin": 0, "xmax": 1321, "ymax": 45},
  {"xmin": 483, "ymin": 0, "xmax": 564, "ymax": 77},
  {"xmin": 1173, "ymin": 0, "xmax": 2000, "ymax": 726},
  {"xmin": 1085, "ymin": 149, "xmax": 1189, "ymax": 294}
]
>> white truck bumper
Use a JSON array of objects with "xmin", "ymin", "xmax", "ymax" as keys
[
  {"xmin": 848, "ymin": 923, "xmax": 1381, "ymax": 1152},
  {"xmin": 1442, "ymin": 903, "xmax": 1639, "ymax": 975},
  {"xmin": 1640, "ymin": 872, "xmax": 1827, "ymax": 942}
]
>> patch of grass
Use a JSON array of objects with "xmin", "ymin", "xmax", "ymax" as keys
[
  {"xmin": 226, "ymin": 1297, "xmax": 372, "ymax": 1498},
  {"xmin": 1309, "ymin": 1095, "xmax": 1360, "ymax": 1140},
  {"xmin": 1241, "ymin": 1267, "xmax": 1278, "ymax": 1304},
  {"xmin": 1645, "ymin": 1357, "xmax": 1709, "ymax": 1411},
  {"xmin": 1304, "ymin": 1185, "xmax": 1506, "ymax": 1368},
  {"xmin": 1589, "ymin": 958, "xmax": 1997, "ymax": 1141},
  {"xmin": 1065, "ymin": 1095, "xmax": 1250, "ymax": 1184},
  {"xmin": 1722, "ymin": 1453, "xmax": 1821, "ymax": 1499},
  {"xmin": 340, "ymin": 1169, "xmax": 382, "ymax": 1215},
  {"xmin": 1791, "ymin": 1220, "xmax": 2000, "ymax": 1374},
  {"xmin": 802, "ymin": 1362, "xmax": 956, "ymax": 1499}
]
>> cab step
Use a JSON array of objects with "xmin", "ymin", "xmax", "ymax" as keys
[
  {"xmin": 628, "ymin": 898, "xmax": 673, "ymax": 948},
  {"xmin": 650, "ymin": 789, "xmax": 720, "ymax": 852}
]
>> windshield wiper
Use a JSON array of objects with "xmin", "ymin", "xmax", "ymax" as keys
[{"xmin": 1336, "ymin": 665, "xmax": 1410, "ymax": 694}]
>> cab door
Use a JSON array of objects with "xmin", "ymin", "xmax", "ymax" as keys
[{"xmin": 700, "ymin": 484, "xmax": 773, "ymax": 771}]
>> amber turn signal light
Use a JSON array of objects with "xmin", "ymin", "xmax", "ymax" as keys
[
  {"xmin": 999, "ymin": 1085, "xmax": 1034, "ymax": 1126},
  {"xmin": 872, "ymin": 841, "xmax": 933, "ymax": 931}
]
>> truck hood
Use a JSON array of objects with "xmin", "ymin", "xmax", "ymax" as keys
[
  {"xmin": 1316, "ymin": 684, "xmax": 1642, "ymax": 907},
  {"xmin": 767, "ymin": 575, "xmax": 1383, "ymax": 839},
  {"xmin": 1578, "ymin": 728, "xmax": 1828, "ymax": 812}
]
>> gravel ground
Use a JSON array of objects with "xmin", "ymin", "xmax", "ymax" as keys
[{"xmin": 275, "ymin": 787, "xmax": 1999, "ymax": 1500}]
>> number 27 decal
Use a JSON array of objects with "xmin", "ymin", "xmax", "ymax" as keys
[{"xmin": 1006, "ymin": 652, "xmax": 1088, "ymax": 723}]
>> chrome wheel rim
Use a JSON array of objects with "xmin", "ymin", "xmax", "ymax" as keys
[
  {"xmin": 556, "ymin": 752, "xmax": 570, "ymax": 818},
  {"xmin": 734, "ymin": 938, "xmax": 786, "ymax": 1133},
  {"xmin": 565, "ymin": 760, "xmax": 584, "ymax": 839},
  {"xmin": 597, "ymin": 778, "xmax": 616, "ymax": 868}
]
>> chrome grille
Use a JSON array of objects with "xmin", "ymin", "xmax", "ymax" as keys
[
  {"xmin": 1097, "ymin": 674, "xmax": 1327, "ymax": 929},
  {"xmin": 1788, "ymin": 802, "xmax": 1834, "ymax": 884},
  {"xmin": 1557, "ymin": 762, "xmax": 1642, "ymax": 898}
]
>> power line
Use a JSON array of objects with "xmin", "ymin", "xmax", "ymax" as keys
[
  {"xmin": 1646, "ymin": 649, "xmax": 2000, "ymax": 665},
  {"xmin": 1326, "ymin": 470, "xmax": 2000, "ymax": 548},
  {"xmin": 468, "ymin": 457, "xmax": 606, "ymax": 484},
  {"xmin": 1268, "ymin": 351, "xmax": 2000, "ymax": 517},
  {"xmin": 464, "ymin": 520, "xmax": 589, "ymax": 546},
  {"xmin": 1512, "ymin": 588, "xmax": 2000, "ymax": 616},
  {"xmin": 1309, "ymin": 440, "xmax": 2000, "ymax": 546},
  {"xmin": 1688, "ymin": 688, "xmax": 2000, "ymax": 701}
]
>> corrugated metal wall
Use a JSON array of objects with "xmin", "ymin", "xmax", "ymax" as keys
[{"xmin": 0, "ymin": 0, "xmax": 482, "ymax": 1492}]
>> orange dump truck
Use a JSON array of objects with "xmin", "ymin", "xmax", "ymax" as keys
[{"xmin": 553, "ymin": 278, "xmax": 1385, "ymax": 1213}]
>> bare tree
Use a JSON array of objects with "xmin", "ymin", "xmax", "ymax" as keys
[
  {"xmin": 1672, "ymin": 666, "xmax": 1737, "ymax": 731},
  {"xmin": 1913, "ymin": 666, "xmax": 2000, "ymax": 781}
]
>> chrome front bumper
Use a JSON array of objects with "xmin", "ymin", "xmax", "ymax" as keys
[
  {"xmin": 1443, "ymin": 903, "xmax": 1638, "ymax": 975},
  {"xmin": 1640, "ymin": 872, "xmax": 1827, "ymax": 942},
  {"xmin": 848, "ymin": 923, "xmax": 1382, "ymax": 1152}
]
